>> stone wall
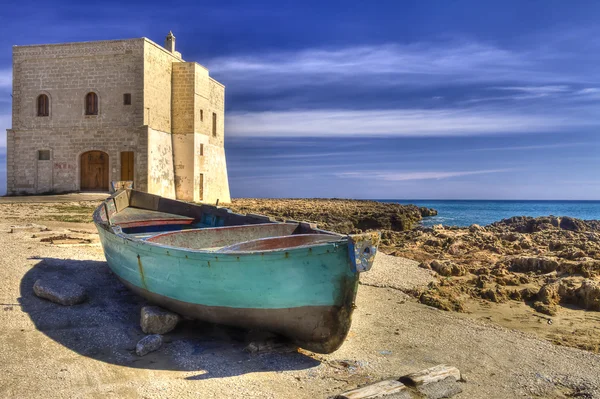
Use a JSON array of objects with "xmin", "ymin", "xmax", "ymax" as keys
[
  {"xmin": 142, "ymin": 40, "xmax": 181, "ymax": 133},
  {"xmin": 147, "ymin": 127, "xmax": 175, "ymax": 198},
  {"xmin": 7, "ymin": 126, "xmax": 148, "ymax": 193},
  {"xmin": 8, "ymin": 39, "xmax": 147, "ymax": 194}
]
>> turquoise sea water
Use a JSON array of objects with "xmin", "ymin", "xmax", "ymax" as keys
[{"xmin": 379, "ymin": 200, "xmax": 600, "ymax": 227}]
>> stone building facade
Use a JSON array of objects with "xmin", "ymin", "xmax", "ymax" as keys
[{"xmin": 6, "ymin": 32, "xmax": 231, "ymax": 203}]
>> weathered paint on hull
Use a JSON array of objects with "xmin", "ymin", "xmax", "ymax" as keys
[{"xmin": 96, "ymin": 225, "xmax": 360, "ymax": 353}]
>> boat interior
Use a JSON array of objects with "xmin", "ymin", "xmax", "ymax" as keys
[{"xmin": 96, "ymin": 189, "xmax": 343, "ymax": 252}]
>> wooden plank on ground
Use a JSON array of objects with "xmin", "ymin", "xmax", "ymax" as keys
[{"xmin": 399, "ymin": 364, "xmax": 461, "ymax": 386}]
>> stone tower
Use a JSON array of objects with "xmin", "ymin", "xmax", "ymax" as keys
[{"xmin": 6, "ymin": 33, "xmax": 231, "ymax": 204}]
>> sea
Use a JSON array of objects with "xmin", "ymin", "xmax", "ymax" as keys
[{"xmin": 379, "ymin": 200, "xmax": 600, "ymax": 227}]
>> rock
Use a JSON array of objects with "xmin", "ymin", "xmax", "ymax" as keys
[
  {"xmin": 520, "ymin": 287, "xmax": 539, "ymax": 301},
  {"xmin": 419, "ymin": 207, "xmax": 438, "ymax": 217},
  {"xmin": 135, "ymin": 334, "xmax": 162, "ymax": 356},
  {"xmin": 140, "ymin": 306, "xmax": 180, "ymax": 334},
  {"xmin": 468, "ymin": 224, "xmax": 483, "ymax": 233},
  {"xmin": 481, "ymin": 287, "xmax": 508, "ymax": 303},
  {"xmin": 430, "ymin": 260, "xmax": 466, "ymax": 277},
  {"xmin": 577, "ymin": 280, "xmax": 600, "ymax": 311},
  {"xmin": 537, "ymin": 283, "xmax": 560, "ymax": 305},
  {"xmin": 533, "ymin": 301, "xmax": 557, "ymax": 316},
  {"xmin": 416, "ymin": 376, "xmax": 463, "ymax": 399},
  {"xmin": 33, "ymin": 278, "xmax": 86, "ymax": 306},
  {"xmin": 559, "ymin": 217, "xmax": 587, "ymax": 232},
  {"xmin": 510, "ymin": 257, "xmax": 559, "ymax": 274}
]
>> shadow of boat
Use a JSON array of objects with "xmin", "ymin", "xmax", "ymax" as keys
[{"xmin": 19, "ymin": 257, "xmax": 320, "ymax": 377}]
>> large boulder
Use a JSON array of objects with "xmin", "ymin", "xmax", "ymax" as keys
[
  {"xmin": 140, "ymin": 306, "xmax": 180, "ymax": 334},
  {"xmin": 33, "ymin": 278, "xmax": 87, "ymax": 306},
  {"xmin": 135, "ymin": 334, "xmax": 162, "ymax": 356}
]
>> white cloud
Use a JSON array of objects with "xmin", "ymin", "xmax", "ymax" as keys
[
  {"xmin": 0, "ymin": 69, "xmax": 11, "ymax": 89},
  {"xmin": 208, "ymin": 41, "xmax": 577, "ymax": 90},
  {"xmin": 0, "ymin": 114, "xmax": 10, "ymax": 149},
  {"xmin": 493, "ymin": 85, "xmax": 570, "ymax": 95},
  {"xmin": 336, "ymin": 169, "xmax": 511, "ymax": 182},
  {"xmin": 226, "ymin": 107, "xmax": 591, "ymax": 137}
]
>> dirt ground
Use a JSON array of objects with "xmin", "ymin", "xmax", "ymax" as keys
[{"xmin": 1, "ymin": 198, "xmax": 600, "ymax": 398}]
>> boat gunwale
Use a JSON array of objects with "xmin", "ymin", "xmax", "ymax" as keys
[
  {"xmin": 106, "ymin": 225, "xmax": 348, "ymax": 257},
  {"xmin": 93, "ymin": 199, "xmax": 349, "ymax": 257}
]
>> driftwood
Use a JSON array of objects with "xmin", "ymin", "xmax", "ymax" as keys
[
  {"xmin": 399, "ymin": 364, "xmax": 461, "ymax": 386},
  {"xmin": 333, "ymin": 364, "xmax": 462, "ymax": 399}
]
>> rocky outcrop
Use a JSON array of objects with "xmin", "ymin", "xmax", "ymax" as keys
[
  {"xmin": 491, "ymin": 216, "xmax": 598, "ymax": 233},
  {"xmin": 33, "ymin": 278, "xmax": 86, "ymax": 306},
  {"xmin": 510, "ymin": 257, "xmax": 559, "ymax": 274},
  {"xmin": 228, "ymin": 199, "xmax": 432, "ymax": 232},
  {"xmin": 140, "ymin": 306, "xmax": 180, "ymax": 334},
  {"xmin": 419, "ymin": 207, "xmax": 438, "ymax": 217}
]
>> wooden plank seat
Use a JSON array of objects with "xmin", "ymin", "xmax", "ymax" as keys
[{"xmin": 110, "ymin": 207, "xmax": 195, "ymax": 228}]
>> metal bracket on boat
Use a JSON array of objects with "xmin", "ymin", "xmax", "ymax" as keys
[{"xmin": 348, "ymin": 232, "xmax": 380, "ymax": 273}]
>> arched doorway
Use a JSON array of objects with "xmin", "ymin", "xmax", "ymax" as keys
[{"xmin": 80, "ymin": 151, "xmax": 109, "ymax": 191}]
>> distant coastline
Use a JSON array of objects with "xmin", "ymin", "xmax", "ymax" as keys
[{"xmin": 380, "ymin": 199, "xmax": 600, "ymax": 227}]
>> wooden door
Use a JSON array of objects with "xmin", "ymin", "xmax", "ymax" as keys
[
  {"xmin": 120, "ymin": 151, "xmax": 134, "ymax": 181},
  {"xmin": 80, "ymin": 151, "xmax": 109, "ymax": 191}
]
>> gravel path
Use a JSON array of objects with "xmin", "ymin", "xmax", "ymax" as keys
[{"xmin": 1, "ymin": 218, "xmax": 600, "ymax": 398}]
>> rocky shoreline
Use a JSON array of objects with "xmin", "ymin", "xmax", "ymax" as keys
[
  {"xmin": 229, "ymin": 199, "xmax": 600, "ymax": 352},
  {"xmin": 3, "ymin": 197, "xmax": 598, "ymax": 353},
  {"xmin": 228, "ymin": 198, "xmax": 436, "ymax": 233},
  {"xmin": 384, "ymin": 216, "xmax": 600, "ymax": 315}
]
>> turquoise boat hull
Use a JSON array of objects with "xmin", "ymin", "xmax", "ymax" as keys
[{"xmin": 94, "ymin": 189, "xmax": 379, "ymax": 353}]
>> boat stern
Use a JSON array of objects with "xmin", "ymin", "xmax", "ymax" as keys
[{"xmin": 348, "ymin": 232, "xmax": 380, "ymax": 273}]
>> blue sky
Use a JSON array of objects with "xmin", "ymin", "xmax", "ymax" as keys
[{"xmin": 1, "ymin": 0, "xmax": 599, "ymax": 199}]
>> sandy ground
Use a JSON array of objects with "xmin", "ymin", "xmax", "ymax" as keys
[{"xmin": 1, "ymin": 202, "xmax": 600, "ymax": 397}]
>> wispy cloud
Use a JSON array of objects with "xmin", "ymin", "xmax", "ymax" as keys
[
  {"xmin": 336, "ymin": 168, "xmax": 511, "ymax": 182},
  {"xmin": 0, "ymin": 69, "xmax": 11, "ymax": 89},
  {"xmin": 209, "ymin": 41, "xmax": 584, "ymax": 93},
  {"xmin": 493, "ymin": 85, "xmax": 570, "ymax": 95},
  {"xmin": 226, "ymin": 107, "xmax": 594, "ymax": 137}
]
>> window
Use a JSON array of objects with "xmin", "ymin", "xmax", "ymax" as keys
[
  {"xmin": 123, "ymin": 93, "xmax": 131, "ymax": 105},
  {"xmin": 38, "ymin": 150, "xmax": 51, "ymax": 161},
  {"xmin": 212, "ymin": 112, "xmax": 217, "ymax": 137},
  {"xmin": 200, "ymin": 109, "xmax": 203, "ymax": 121},
  {"xmin": 85, "ymin": 92, "xmax": 98, "ymax": 115},
  {"xmin": 37, "ymin": 94, "xmax": 49, "ymax": 117},
  {"xmin": 199, "ymin": 144, "xmax": 204, "ymax": 156}
]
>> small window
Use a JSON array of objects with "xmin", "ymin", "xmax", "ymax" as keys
[
  {"xmin": 123, "ymin": 93, "xmax": 131, "ymax": 105},
  {"xmin": 85, "ymin": 92, "xmax": 98, "ymax": 115},
  {"xmin": 200, "ymin": 109, "xmax": 203, "ymax": 121},
  {"xmin": 38, "ymin": 150, "xmax": 51, "ymax": 161},
  {"xmin": 37, "ymin": 94, "xmax": 49, "ymax": 117},
  {"xmin": 212, "ymin": 112, "xmax": 217, "ymax": 137},
  {"xmin": 199, "ymin": 144, "xmax": 204, "ymax": 156}
]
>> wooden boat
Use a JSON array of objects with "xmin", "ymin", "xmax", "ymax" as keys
[{"xmin": 93, "ymin": 189, "xmax": 380, "ymax": 354}]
